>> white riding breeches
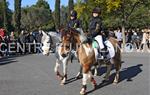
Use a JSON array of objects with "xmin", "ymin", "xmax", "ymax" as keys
[{"xmin": 95, "ymin": 35, "xmax": 104, "ymax": 49}]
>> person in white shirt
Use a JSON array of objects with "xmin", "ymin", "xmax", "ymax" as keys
[{"xmin": 115, "ymin": 28, "xmax": 122, "ymax": 48}]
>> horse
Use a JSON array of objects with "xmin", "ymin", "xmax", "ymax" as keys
[
  {"xmin": 54, "ymin": 28, "xmax": 73, "ymax": 85},
  {"xmin": 48, "ymin": 31, "xmax": 61, "ymax": 53},
  {"xmin": 40, "ymin": 30, "xmax": 52, "ymax": 55},
  {"xmin": 60, "ymin": 27, "xmax": 122, "ymax": 95}
]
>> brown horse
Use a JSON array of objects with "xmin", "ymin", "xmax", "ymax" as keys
[
  {"xmin": 59, "ymin": 27, "xmax": 122, "ymax": 95},
  {"xmin": 54, "ymin": 28, "xmax": 73, "ymax": 85}
]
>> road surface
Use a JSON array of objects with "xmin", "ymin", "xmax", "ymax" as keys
[{"xmin": 0, "ymin": 52, "xmax": 149, "ymax": 95}]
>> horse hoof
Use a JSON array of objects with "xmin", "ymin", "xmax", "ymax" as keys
[
  {"xmin": 80, "ymin": 88, "xmax": 86, "ymax": 95},
  {"xmin": 94, "ymin": 74, "xmax": 97, "ymax": 76},
  {"xmin": 60, "ymin": 79, "xmax": 66, "ymax": 85},
  {"xmin": 93, "ymin": 84, "xmax": 97, "ymax": 90},
  {"xmin": 57, "ymin": 76, "xmax": 63, "ymax": 80},
  {"xmin": 60, "ymin": 81, "xmax": 65, "ymax": 85},
  {"xmin": 76, "ymin": 75, "xmax": 82, "ymax": 79},
  {"xmin": 60, "ymin": 82, "xmax": 65, "ymax": 85},
  {"xmin": 113, "ymin": 82, "xmax": 118, "ymax": 85}
]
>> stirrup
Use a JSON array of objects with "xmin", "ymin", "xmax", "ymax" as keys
[
  {"xmin": 103, "ymin": 57, "xmax": 110, "ymax": 63},
  {"xmin": 97, "ymin": 53, "xmax": 104, "ymax": 60}
]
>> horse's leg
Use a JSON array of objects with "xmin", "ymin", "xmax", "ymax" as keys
[
  {"xmin": 76, "ymin": 65, "xmax": 82, "ymax": 79},
  {"xmin": 54, "ymin": 59, "xmax": 63, "ymax": 80},
  {"xmin": 80, "ymin": 65, "xmax": 91, "ymax": 95},
  {"xmin": 103, "ymin": 62, "xmax": 112, "ymax": 81},
  {"xmin": 113, "ymin": 60, "xmax": 121, "ymax": 84},
  {"xmin": 94, "ymin": 65, "xmax": 98, "ymax": 76},
  {"xmin": 61, "ymin": 58, "xmax": 68, "ymax": 85},
  {"xmin": 80, "ymin": 72, "xmax": 88, "ymax": 95},
  {"xmin": 94, "ymin": 62, "xmax": 101, "ymax": 76},
  {"xmin": 89, "ymin": 71, "xmax": 97, "ymax": 89}
]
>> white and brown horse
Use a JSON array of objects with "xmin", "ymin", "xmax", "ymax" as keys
[
  {"xmin": 59, "ymin": 28, "xmax": 122, "ymax": 95},
  {"xmin": 54, "ymin": 28, "xmax": 73, "ymax": 85}
]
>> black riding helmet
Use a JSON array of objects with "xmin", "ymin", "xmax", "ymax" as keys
[
  {"xmin": 70, "ymin": 10, "xmax": 77, "ymax": 17},
  {"xmin": 92, "ymin": 7, "xmax": 101, "ymax": 14}
]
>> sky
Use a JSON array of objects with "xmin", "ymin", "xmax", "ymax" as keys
[{"xmin": 7, "ymin": 0, "xmax": 69, "ymax": 11}]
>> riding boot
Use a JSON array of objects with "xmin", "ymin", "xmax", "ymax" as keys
[{"xmin": 96, "ymin": 48, "xmax": 103, "ymax": 60}]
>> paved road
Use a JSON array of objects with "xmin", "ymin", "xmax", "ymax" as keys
[{"xmin": 0, "ymin": 53, "xmax": 149, "ymax": 95}]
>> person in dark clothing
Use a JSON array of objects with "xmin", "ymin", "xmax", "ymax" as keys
[
  {"xmin": 35, "ymin": 31, "xmax": 43, "ymax": 54},
  {"xmin": 67, "ymin": 10, "xmax": 81, "ymax": 29},
  {"xmin": 67, "ymin": 10, "xmax": 82, "ymax": 61},
  {"xmin": 126, "ymin": 30, "xmax": 133, "ymax": 43},
  {"xmin": 89, "ymin": 7, "xmax": 108, "ymax": 60},
  {"xmin": 89, "ymin": 9, "xmax": 102, "ymax": 38},
  {"xmin": 27, "ymin": 32, "xmax": 35, "ymax": 53}
]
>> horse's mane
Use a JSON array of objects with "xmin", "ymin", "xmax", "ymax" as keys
[{"xmin": 69, "ymin": 28, "xmax": 87, "ymax": 43}]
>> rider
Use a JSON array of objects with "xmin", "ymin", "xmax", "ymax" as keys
[
  {"xmin": 67, "ymin": 10, "xmax": 81, "ymax": 29},
  {"xmin": 67, "ymin": 10, "xmax": 82, "ymax": 61},
  {"xmin": 89, "ymin": 7, "xmax": 108, "ymax": 60}
]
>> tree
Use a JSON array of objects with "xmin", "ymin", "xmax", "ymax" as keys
[
  {"xmin": 35, "ymin": 0, "xmax": 50, "ymax": 9},
  {"xmin": 95, "ymin": 0, "xmax": 149, "ymax": 49},
  {"xmin": 0, "ymin": 1, "xmax": 13, "ymax": 32},
  {"xmin": 20, "ymin": 0, "xmax": 55, "ymax": 31},
  {"xmin": 14, "ymin": 0, "xmax": 22, "ymax": 36},
  {"xmin": 55, "ymin": 0, "xmax": 60, "ymax": 30},
  {"xmin": 60, "ymin": 6, "xmax": 68, "ymax": 26},
  {"xmin": 2, "ymin": 0, "xmax": 8, "ymax": 32},
  {"xmin": 111, "ymin": 0, "xmax": 150, "ymax": 49},
  {"xmin": 35, "ymin": 0, "xmax": 55, "ymax": 30},
  {"xmin": 74, "ymin": 0, "xmax": 97, "ymax": 31},
  {"xmin": 0, "ymin": 2, "xmax": 3, "ymax": 27},
  {"xmin": 68, "ymin": 0, "xmax": 74, "ymax": 19}
]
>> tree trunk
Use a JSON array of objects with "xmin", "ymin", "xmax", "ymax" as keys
[
  {"xmin": 14, "ymin": 0, "xmax": 22, "ymax": 37},
  {"xmin": 55, "ymin": 0, "xmax": 60, "ymax": 30},
  {"xmin": 3, "ymin": 0, "xmax": 8, "ymax": 33},
  {"xmin": 68, "ymin": 0, "xmax": 74, "ymax": 20},
  {"xmin": 122, "ymin": 22, "xmax": 126, "ymax": 51}
]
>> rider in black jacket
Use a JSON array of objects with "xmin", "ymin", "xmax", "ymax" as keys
[
  {"xmin": 89, "ymin": 7, "xmax": 108, "ymax": 61},
  {"xmin": 67, "ymin": 10, "xmax": 81, "ymax": 29}
]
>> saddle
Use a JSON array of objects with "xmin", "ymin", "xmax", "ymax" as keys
[{"xmin": 92, "ymin": 39, "xmax": 115, "ymax": 61}]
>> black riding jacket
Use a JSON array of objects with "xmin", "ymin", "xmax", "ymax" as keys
[
  {"xmin": 89, "ymin": 16, "xmax": 103, "ymax": 38},
  {"xmin": 67, "ymin": 18, "xmax": 81, "ymax": 29}
]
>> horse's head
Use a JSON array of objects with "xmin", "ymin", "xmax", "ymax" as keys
[
  {"xmin": 58, "ymin": 27, "xmax": 72, "ymax": 58},
  {"xmin": 58, "ymin": 27, "xmax": 87, "ymax": 58},
  {"xmin": 40, "ymin": 30, "xmax": 51, "ymax": 56}
]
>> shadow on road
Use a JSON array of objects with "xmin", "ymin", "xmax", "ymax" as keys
[
  {"xmin": 0, "ymin": 57, "xmax": 18, "ymax": 65},
  {"xmin": 64, "ymin": 75, "xmax": 83, "ymax": 85},
  {"xmin": 86, "ymin": 64, "xmax": 143, "ymax": 95},
  {"xmin": 0, "ymin": 54, "xmax": 31, "ymax": 66},
  {"xmin": 93, "ymin": 61, "xmax": 125, "ymax": 76}
]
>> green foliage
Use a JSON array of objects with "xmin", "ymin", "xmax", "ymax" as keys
[
  {"xmin": 1, "ymin": 0, "xmax": 150, "ymax": 34},
  {"xmin": 60, "ymin": 6, "xmax": 68, "ymax": 26},
  {"xmin": 74, "ymin": 0, "xmax": 93, "ymax": 30},
  {"xmin": 74, "ymin": 0, "xmax": 150, "ymax": 30},
  {"xmin": 0, "ymin": 1, "xmax": 13, "ymax": 33},
  {"xmin": 14, "ymin": 0, "xmax": 22, "ymax": 35},
  {"xmin": 55, "ymin": 0, "xmax": 60, "ymax": 30},
  {"xmin": 68, "ymin": 0, "xmax": 74, "ymax": 11},
  {"xmin": 3, "ymin": 0, "xmax": 8, "ymax": 32},
  {"xmin": 19, "ymin": 0, "xmax": 55, "ymax": 31},
  {"xmin": 127, "ymin": 3, "xmax": 150, "ymax": 28},
  {"xmin": 68, "ymin": 0, "xmax": 74, "ymax": 20},
  {"xmin": 35, "ymin": 0, "xmax": 50, "ymax": 9}
]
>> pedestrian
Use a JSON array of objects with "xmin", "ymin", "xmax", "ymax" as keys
[{"xmin": 115, "ymin": 28, "xmax": 122, "ymax": 48}]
